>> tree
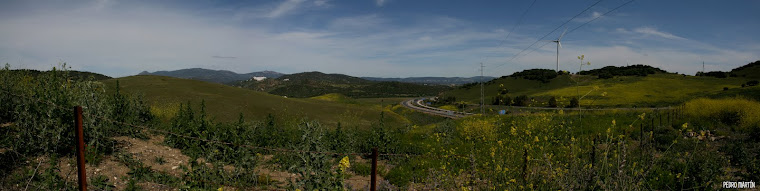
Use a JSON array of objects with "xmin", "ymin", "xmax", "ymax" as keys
[
  {"xmin": 548, "ymin": 96, "xmax": 558, "ymax": 108},
  {"xmin": 568, "ymin": 97, "xmax": 579, "ymax": 108},
  {"xmin": 514, "ymin": 95, "xmax": 530, "ymax": 106},
  {"xmin": 746, "ymin": 80, "xmax": 759, "ymax": 87}
]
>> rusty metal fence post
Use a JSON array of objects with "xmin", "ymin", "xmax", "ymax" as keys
[
  {"xmin": 74, "ymin": 106, "xmax": 87, "ymax": 191},
  {"xmin": 371, "ymin": 147, "xmax": 378, "ymax": 191}
]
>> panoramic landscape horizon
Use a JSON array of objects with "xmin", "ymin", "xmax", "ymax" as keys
[{"xmin": 2, "ymin": 0, "xmax": 759, "ymax": 190}]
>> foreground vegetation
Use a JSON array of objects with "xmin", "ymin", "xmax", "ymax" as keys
[{"xmin": 2, "ymin": 65, "xmax": 759, "ymax": 190}]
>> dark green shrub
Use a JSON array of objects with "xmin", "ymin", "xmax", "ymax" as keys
[
  {"xmin": 548, "ymin": 96, "xmax": 558, "ymax": 107},
  {"xmin": 598, "ymin": 72, "xmax": 613, "ymax": 79},
  {"xmin": 568, "ymin": 97, "xmax": 579, "ymax": 108},
  {"xmin": 746, "ymin": 80, "xmax": 759, "ymax": 87}
]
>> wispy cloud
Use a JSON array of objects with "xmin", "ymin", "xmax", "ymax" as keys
[
  {"xmin": 619, "ymin": 27, "xmax": 685, "ymax": 40},
  {"xmin": 573, "ymin": 11, "xmax": 603, "ymax": 23},
  {"xmin": 329, "ymin": 14, "xmax": 386, "ymax": 31},
  {"xmin": 0, "ymin": 1, "xmax": 757, "ymax": 78},
  {"xmin": 313, "ymin": 0, "xmax": 330, "ymax": 7},
  {"xmin": 375, "ymin": 0, "xmax": 388, "ymax": 7},
  {"xmin": 266, "ymin": 0, "xmax": 306, "ymax": 18}
]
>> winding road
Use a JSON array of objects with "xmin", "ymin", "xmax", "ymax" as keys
[
  {"xmin": 400, "ymin": 98, "xmax": 473, "ymax": 119},
  {"xmin": 401, "ymin": 97, "xmax": 675, "ymax": 119}
]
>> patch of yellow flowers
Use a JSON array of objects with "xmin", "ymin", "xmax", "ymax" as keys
[{"xmin": 339, "ymin": 156, "xmax": 350, "ymax": 173}]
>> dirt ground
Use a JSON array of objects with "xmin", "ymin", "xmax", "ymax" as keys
[
  {"xmin": 112, "ymin": 135, "xmax": 190, "ymax": 177},
  {"xmin": 58, "ymin": 155, "xmax": 131, "ymax": 190},
  {"xmin": 57, "ymin": 135, "xmax": 187, "ymax": 190},
  {"xmin": 52, "ymin": 134, "xmax": 389, "ymax": 190}
]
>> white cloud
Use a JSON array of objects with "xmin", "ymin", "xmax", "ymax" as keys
[
  {"xmin": 632, "ymin": 27, "xmax": 685, "ymax": 40},
  {"xmin": 375, "ymin": 0, "xmax": 387, "ymax": 7},
  {"xmin": 267, "ymin": 0, "xmax": 306, "ymax": 18},
  {"xmin": 329, "ymin": 14, "xmax": 386, "ymax": 30},
  {"xmin": 573, "ymin": 11, "xmax": 603, "ymax": 23},
  {"xmin": 314, "ymin": 0, "xmax": 329, "ymax": 7},
  {"xmin": 0, "ymin": 1, "xmax": 757, "ymax": 78}
]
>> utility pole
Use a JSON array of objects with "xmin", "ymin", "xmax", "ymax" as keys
[
  {"xmin": 702, "ymin": 61, "xmax": 705, "ymax": 73},
  {"xmin": 480, "ymin": 63, "xmax": 485, "ymax": 115}
]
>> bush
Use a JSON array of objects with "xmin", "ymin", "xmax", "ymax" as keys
[
  {"xmin": 579, "ymin": 65, "xmax": 668, "ymax": 77},
  {"xmin": 505, "ymin": 69, "xmax": 558, "ymax": 83},
  {"xmin": 568, "ymin": 97, "xmax": 579, "ymax": 108},
  {"xmin": 696, "ymin": 71, "xmax": 731, "ymax": 78},
  {"xmin": 0, "ymin": 64, "xmax": 152, "ymax": 162},
  {"xmin": 548, "ymin": 96, "xmax": 558, "ymax": 107},
  {"xmin": 513, "ymin": 95, "xmax": 530, "ymax": 106},
  {"xmin": 746, "ymin": 80, "xmax": 759, "ymax": 87},
  {"xmin": 598, "ymin": 72, "xmax": 614, "ymax": 79}
]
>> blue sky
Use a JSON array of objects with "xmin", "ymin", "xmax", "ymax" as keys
[{"xmin": 1, "ymin": 0, "xmax": 758, "ymax": 77}]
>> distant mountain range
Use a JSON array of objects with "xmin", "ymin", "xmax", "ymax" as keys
[
  {"xmin": 137, "ymin": 68, "xmax": 495, "ymax": 86},
  {"xmin": 235, "ymin": 71, "xmax": 453, "ymax": 98},
  {"xmin": 138, "ymin": 68, "xmax": 283, "ymax": 84},
  {"xmin": 362, "ymin": 76, "xmax": 496, "ymax": 85}
]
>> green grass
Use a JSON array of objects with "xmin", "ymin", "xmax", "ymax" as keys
[
  {"xmin": 102, "ymin": 75, "xmax": 407, "ymax": 127},
  {"xmin": 444, "ymin": 75, "xmax": 580, "ymax": 103},
  {"xmin": 354, "ymin": 97, "xmax": 413, "ymax": 107},
  {"xmin": 535, "ymin": 74, "xmax": 745, "ymax": 107},
  {"xmin": 731, "ymin": 61, "xmax": 760, "ymax": 79},
  {"xmin": 309, "ymin": 93, "xmax": 358, "ymax": 104},
  {"xmin": 446, "ymin": 73, "xmax": 751, "ymax": 107}
]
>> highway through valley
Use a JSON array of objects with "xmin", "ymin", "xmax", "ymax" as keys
[{"xmin": 400, "ymin": 98, "xmax": 473, "ymax": 119}]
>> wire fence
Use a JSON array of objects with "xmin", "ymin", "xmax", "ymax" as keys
[
  {"xmin": 3, "ymin": 89, "xmax": 490, "ymax": 190},
  {"xmin": 2, "ymin": 86, "xmax": 691, "ymax": 190}
]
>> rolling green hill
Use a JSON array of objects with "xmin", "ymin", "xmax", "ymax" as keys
[
  {"xmin": 444, "ymin": 69, "xmax": 753, "ymax": 108},
  {"xmin": 102, "ymin": 75, "xmax": 408, "ymax": 127},
  {"xmin": 138, "ymin": 68, "xmax": 283, "ymax": 84},
  {"xmin": 8, "ymin": 69, "xmax": 112, "ymax": 81},
  {"xmin": 731, "ymin": 60, "xmax": 760, "ymax": 79},
  {"xmin": 235, "ymin": 71, "xmax": 452, "ymax": 98}
]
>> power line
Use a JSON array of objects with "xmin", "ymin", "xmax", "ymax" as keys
[
  {"xmin": 495, "ymin": 0, "xmax": 538, "ymax": 48},
  {"xmin": 512, "ymin": 0, "xmax": 637, "ymax": 65},
  {"xmin": 565, "ymin": 0, "xmax": 636, "ymax": 35},
  {"xmin": 490, "ymin": 0, "xmax": 605, "ymax": 74},
  {"xmin": 479, "ymin": 0, "xmax": 538, "ymax": 66}
]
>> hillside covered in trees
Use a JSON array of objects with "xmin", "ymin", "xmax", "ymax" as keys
[
  {"xmin": 236, "ymin": 71, "xmax": 452, "ymax": 98},
  {"xmin": 579, "ymin": 65, "xmax": 669, "ymax": 79}
]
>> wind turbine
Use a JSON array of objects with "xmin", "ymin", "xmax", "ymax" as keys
[{"xmin": 552, "ymin": 28, "xmax": 567, "ymax": 72}]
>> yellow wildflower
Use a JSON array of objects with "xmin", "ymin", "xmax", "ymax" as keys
[
  {"xmin": 339, "ymin": 156, "xmax": 350, "ymax": 173},
  {"xmin": 682, "ymin": 123, "xmax": 688, "ymax": 129},
  {"xmin": 612, "ymin": 119, "xmax": 616, "ymax": 126},
  {"xmin": 639, "ymin": 113, "xmax": 646, "ymax": 120},
  {"xmin": 534, "ymin": 136, "xmax": 540, "ymax": 142}
]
